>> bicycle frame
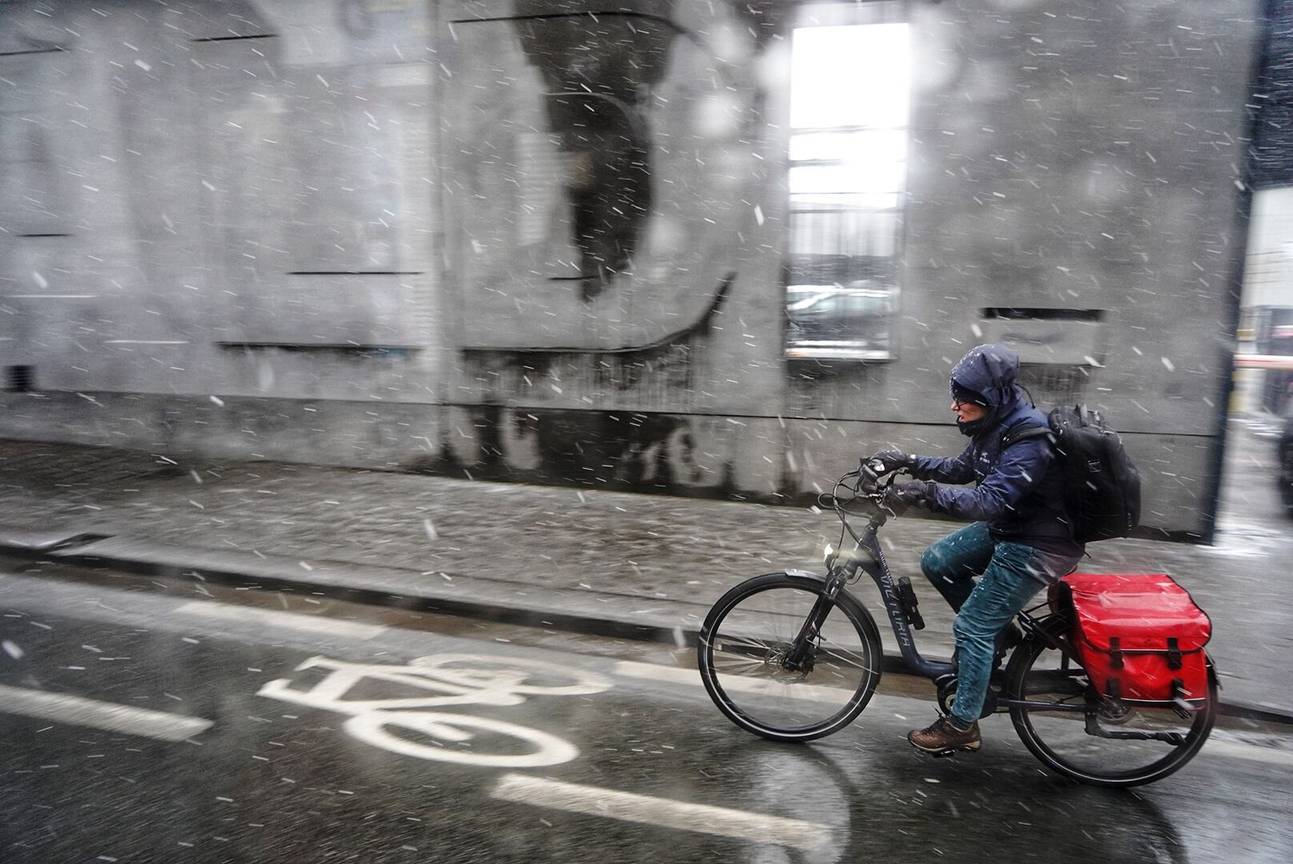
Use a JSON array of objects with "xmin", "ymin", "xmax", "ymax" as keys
[
  {"xmin": 796, "ymin": 498, "xmax": 1088, "ymax": 716},
  {"xmin": 811, "ymin": 508, "xmax": 954, "ymax": 681},
  {"xmin": 811, "ymin": 511, "xmax": 1198, "ymax": 731}
]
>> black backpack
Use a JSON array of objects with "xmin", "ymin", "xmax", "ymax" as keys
[{"xmin": 1002, "ymin": 405, "xmax": 1142, "ymax": 543}]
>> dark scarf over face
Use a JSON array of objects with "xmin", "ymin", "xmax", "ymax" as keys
[{"xmin": 956, "ymin": 413, "xmax": 992, "ymax": 438}]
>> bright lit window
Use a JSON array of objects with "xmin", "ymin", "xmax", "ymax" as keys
[{"xmin": 785, "ymin": 17, "xmax": 910, "ymax": 361}]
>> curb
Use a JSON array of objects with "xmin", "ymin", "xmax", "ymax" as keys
[{"xmin": 1, "ymin": 532, "xmax": 1290, "ymax": 728}]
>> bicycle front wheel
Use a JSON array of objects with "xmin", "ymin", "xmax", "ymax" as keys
[
  {"xmin": 697, "ymin": 573, "xmax": 882, "ymax": 742},
  {"xmin": 1005, "ymin": 616, "xmax": 1216, "ymax": 788}
]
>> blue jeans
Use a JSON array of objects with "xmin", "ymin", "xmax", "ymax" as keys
[{"xmin": 920, "ymin": 522, "xmax": 1081, "ymax": 726}]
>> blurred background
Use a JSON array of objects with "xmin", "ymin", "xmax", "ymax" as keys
[
  {"xmin": 3, "ymin": 3, "xmax": 1293, "ymax": 862},
  {"xmin": 1, "ymin": 0, "xmax": 1290, "ymax": 540}
]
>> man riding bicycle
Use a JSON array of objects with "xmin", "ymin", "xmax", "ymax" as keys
[{"xmin": 868, "ymin": 343, "xmax": 1083, "ymax": 755}]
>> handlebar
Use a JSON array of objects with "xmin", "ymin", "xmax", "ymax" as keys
[{"xmin": 819, "ymin": 459, "xmax": 904, "ymax": 546}]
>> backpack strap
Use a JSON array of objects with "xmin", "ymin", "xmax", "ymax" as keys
[{"xmin": 1001, "ymin": 424, "xmax": 1051, "ymax": 449}]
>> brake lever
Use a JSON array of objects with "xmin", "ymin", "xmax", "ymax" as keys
[
  {"xmin": 855, "ymin": 459, "xmax": 881, "ymax": 494},
  {"xmin": 872, "ymin": 470, "xmax": 911, "ymax": 516}
]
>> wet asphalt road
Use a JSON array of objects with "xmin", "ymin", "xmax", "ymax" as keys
[
  {"xmin": 1, "ymin": 421, "xmax": 1290, "ymax": 714},
  {"xmin": 1, "ymin": 573, "xmax": 1290, "ymax": 864}
]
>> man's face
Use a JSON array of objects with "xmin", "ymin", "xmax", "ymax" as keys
[{"xmin": 951, "ymin": 398, "xmax": 988, "ymax": 423}]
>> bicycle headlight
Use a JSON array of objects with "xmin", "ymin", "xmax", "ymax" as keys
[{"xmin": 823, "ymin": 543, "xmax": 835, "ymax": 566}]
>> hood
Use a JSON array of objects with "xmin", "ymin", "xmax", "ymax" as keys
[{"xmin": 949, "ymin": 344, "xmax": 1026, "ymax": 435}]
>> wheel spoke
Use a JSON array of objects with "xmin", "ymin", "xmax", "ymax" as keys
[
  {"xmin": 698, "ymin": 576, "xmax": 881, "ymax": 741},
  {"xmin": 712, "ymin": 635, "xmax": 779, "ymax": 655},
  {"xmin": 1006, "ymin": 617, "xmax": 1215, "ymax": 787}
]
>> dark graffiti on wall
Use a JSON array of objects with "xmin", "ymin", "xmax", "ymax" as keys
[
  {"xmin": 506, "ymin": 0, "xmax": 788, "ymax": 303},
  {"xmin": 449, "ymin": 0, "xmax": 787, "ymax": 350},
  {"xmin": 453, "ymin": 405, "xmax": 716, "ymax": 491},
  {"xmin": 445, "ymin": 3, "xmax": 780, "ymax": 485},
  {"xmin": 424, "ymin": 272, "xmax": 747, "ymax": 494},
  {"xmin": 513, "ymin": 4, "xmax": 678, "ymax": 301}
]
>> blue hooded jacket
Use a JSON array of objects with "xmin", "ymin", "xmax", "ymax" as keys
[{"xmin": 908, "ymin": 344, "xmax": 1081, "ymax": 557}]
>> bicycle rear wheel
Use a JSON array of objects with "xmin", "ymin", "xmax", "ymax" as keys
[
  {"xmin": 697, "ymin": 572, "xmax": 882, "ymax": 742},
  {"xmin": 1005, "ymin": 616, "xmax": 1216, "ymax": 787}
]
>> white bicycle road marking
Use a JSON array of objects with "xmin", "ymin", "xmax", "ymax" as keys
[
  {"xmin": 345, "ymin": 712, "xmax": 579, "ymax": 767},
  {"xmin": 0, "ymin": 684, "xmax": 212, "ymax": 741},
  {"xmin": 257, "ymin": 653, "xmax": 611, "ymax": 767},
  {"xmin": 491, "ymin": 773, "xmax": 833, "ymax": 851}
]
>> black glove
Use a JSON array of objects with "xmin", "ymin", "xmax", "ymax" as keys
[
  {"xmin": 882, "ymin": 480, "xmax": 936, "ymax": 513},
  {"xmin": 868, "ymin": 449, "xmax": 913, "ymax": 475}
]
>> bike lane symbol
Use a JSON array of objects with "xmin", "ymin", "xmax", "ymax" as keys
[{"xmin": 257, "ymin": 653, "xmax": 612, "ymax": 768}]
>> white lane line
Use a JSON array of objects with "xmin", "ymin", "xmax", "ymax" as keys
[
  {"xmin": 617, "ymin": 662, "xmax": 1293, "ymax": 766},
  {"xmin": 174, "ymin": 601, "xmax": 386, "ymax": 640},
  {"xmin": 3, "ymin": 294, "xmax": 99, "ymax": 299},
  {"xmin": 491, "ymin": 773, "xmax": 831, "ymax": 850},
  {"xmin": 1203, "ymin": 738, "xmax": 1293, "ymax": 768},
  {"xmin": 614, "ymin": 660, "xmax": 864, "ymax": 705},
  {"xmin": 0, "ymin": 684, "xmax": 212, "ymax": 741}
]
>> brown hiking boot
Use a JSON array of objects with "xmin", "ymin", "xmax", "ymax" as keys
[{"xmin": 907, "ymin": 716, "xmax": 981, "ymax": 754}]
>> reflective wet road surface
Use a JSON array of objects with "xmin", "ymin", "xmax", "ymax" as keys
[{"xmin": 1, "ymin": 572, "xmax": 1290, "ymax": 863}]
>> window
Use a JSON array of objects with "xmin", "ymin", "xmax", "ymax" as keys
[{"xmin": 785, "ymin": 7, "xmax": 909, "ymax": 361}]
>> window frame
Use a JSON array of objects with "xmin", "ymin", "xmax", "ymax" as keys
[{"xmin": 782, "ymin": 2, "xmax": 910, "ymax": 363}]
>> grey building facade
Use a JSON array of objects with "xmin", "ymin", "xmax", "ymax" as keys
[{"xmin": 0, "ymin": 0, "xmax": 1268, "ymax": 538}]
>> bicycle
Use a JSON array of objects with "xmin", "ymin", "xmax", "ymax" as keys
[{"xmin": 696, "ymin": 462, "xmax": 1217, "ymax": 788}]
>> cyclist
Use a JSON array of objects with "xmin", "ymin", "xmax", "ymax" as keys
[{"xmin": 868, "ymin": 343, "xmax": 1083, "ymax": 755}]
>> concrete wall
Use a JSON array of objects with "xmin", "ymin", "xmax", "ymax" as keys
[{"xmin": 0, "ymin": 0, "xmax": 1263, "ymax": 537}]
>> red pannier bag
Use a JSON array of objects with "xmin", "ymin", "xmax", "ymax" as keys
[{"xmin": 1056, "ymin": 573, "xmax": 1212, "ymax": 705}]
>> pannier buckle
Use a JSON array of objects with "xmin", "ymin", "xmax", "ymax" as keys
[
  {"xmin": 1108, "ymin": 636, "xmax": 1123, "ymax": 670},
  {"xmin": 1166, "ymin": 637, "xmax": 1182, "ymax": 670}
]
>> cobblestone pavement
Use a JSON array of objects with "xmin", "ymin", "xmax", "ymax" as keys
[{"xmin": 0, "ymin": 419, "xmax": 1289, "ymax": 713}]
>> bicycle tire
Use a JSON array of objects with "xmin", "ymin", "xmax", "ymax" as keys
[
  {"xmin": 1004, "ymin": 616, "xmax": 1216, "ymax": 788},
  {"xmin": 697, "ymin": 572, "xmax": 883, "ymax": 743}
]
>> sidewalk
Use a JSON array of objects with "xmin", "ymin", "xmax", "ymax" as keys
[{"xmin": 0, "ymin": 427, "xmax": 1288, "ymax": 721}]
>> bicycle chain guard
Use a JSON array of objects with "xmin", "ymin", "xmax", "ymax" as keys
[{"xmin": 936, "ymin": 673, "xmax": 1000, "ymax": 719}]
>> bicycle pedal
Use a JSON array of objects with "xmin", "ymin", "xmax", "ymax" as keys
[{"xmin": 911, "ymin": 741, "xmax": 980, "ymax": 759}]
